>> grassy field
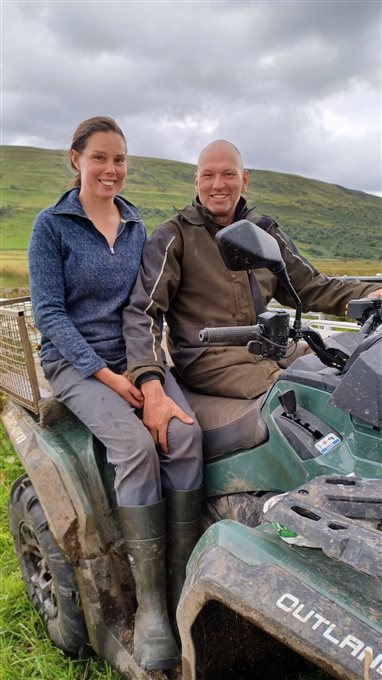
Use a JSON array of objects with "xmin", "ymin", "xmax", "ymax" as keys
[
  {"xmin": 1, "ymin": 251, "xmax": 29, "ymax": 290},
  {"xmin": 1, "ymin": 248, "xmax": 380, "ymax": 293},
  {"xmin": 1, "ymin": 145, "xmax": 381, "ymax": 292},
  {"xmin": 1, "ymin": 144, "xmax": 381, "ymax": 258}
]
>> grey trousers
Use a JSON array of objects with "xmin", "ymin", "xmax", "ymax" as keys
[{"xmin": 43, "ymin": 359, "xmax": 203, "ymax": 507}]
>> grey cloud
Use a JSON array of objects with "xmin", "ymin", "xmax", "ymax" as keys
[{"xmin": 3, "ymin": 0, "xmax": 381, "ymax": 194}]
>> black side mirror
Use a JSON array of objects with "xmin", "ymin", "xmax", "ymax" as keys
[
  {"xmin": 216, "ymin": 219, "xmax": 303, "ymax": 332},
  {"xmin": 215, "ymin": 219, "xmax": 285, "ymax": 275}
]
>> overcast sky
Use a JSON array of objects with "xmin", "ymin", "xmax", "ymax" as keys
[{"xmin": 2, "ymin": 0, "xmax": 381, "ymax": 195}]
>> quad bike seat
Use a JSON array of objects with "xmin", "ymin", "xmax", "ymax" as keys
[{"xmin": 180, "ymin": 386, "xmax": 268, "ymax": 460}]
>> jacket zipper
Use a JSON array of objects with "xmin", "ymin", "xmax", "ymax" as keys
[{"xmin": 109, "ymin": 219, "xmax": 127, "ymax": 255}]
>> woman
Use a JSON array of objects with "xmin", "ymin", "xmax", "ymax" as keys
[{"xmin": 28, "ymin": 116, "xmax": 203, "ymax": 671}]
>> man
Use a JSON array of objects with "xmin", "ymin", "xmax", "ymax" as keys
[{"xmin": 124, "ymin": 140, "xmax": 381, "ymax": 454}]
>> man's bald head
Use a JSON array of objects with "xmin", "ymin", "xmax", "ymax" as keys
[
  {"xmin": 197, "ymin": 140, "xmax": 244, "ymax": 172},
  {"xmin": 195, "ymin": 140, "xmax": 248, "ymax": 226}
]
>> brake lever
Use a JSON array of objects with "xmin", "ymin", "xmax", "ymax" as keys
[{"xmin": 301, "ymin": 325, "xmax": 348, "ymax": 370}]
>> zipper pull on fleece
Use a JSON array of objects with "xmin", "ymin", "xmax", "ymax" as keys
[{"xmin": 110, "ymin": 246, "xmax": 115, "ymax": 255}]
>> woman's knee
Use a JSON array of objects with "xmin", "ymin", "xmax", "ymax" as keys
[
  {"xmin": 108, "ymin": 428, "xmax": 162, "ymax": 504},
  {"xmin": 106, "ymin": 424, "xmax": 156, "ymax": 466}
]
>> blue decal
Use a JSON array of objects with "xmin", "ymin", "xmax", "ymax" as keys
[{"xmin": 315, "ymin": 432, "xmax": 341, "ymax": 455}]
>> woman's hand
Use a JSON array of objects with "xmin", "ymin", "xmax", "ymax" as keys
[
  {"xmin": 140, "ymin": 379, "xmax": 194, "ymax": 453},
  {"xmin": 94, "ymin": 367, "xmax": 144, "ymax": 408}
]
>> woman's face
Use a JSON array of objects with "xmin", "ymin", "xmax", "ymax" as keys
[{"xmin": 71, "ymin": 131, "xmax": 127, "ymax": 200}]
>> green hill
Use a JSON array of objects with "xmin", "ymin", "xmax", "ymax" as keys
[{"xmin": 1, "ymin": 145, "xmax": 381, "ymax": 260}]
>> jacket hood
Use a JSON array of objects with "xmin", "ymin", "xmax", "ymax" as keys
[{"xmin": 52, "ymin": 188, "xmax": 141, "ymax": 223}]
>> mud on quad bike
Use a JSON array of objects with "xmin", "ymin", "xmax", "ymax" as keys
[{"xmin": 0, "ymin": 220, "xmax": 381, "ymax": 680}]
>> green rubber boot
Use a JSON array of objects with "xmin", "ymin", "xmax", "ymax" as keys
[
  {"xmin": 118, "ymin": 500, "xmax": 179, "ymax": 671},
  {"xmin": 165, "ymin": 487, "xmax": 203, "ymax": 616}
]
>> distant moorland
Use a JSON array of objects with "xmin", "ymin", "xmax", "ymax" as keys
[{"xmin": 1, "ymin": 145, "xmax": 381, "ymax": 290}]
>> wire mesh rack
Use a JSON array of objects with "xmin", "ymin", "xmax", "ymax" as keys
[{"xmin": 0, "ymin": 297, "xmax": 41, "ymax": 413}]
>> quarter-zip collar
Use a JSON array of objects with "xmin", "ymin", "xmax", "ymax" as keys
[{"xmin": 52, "ymin": 188, "xmax": 141, "ymax": 224}]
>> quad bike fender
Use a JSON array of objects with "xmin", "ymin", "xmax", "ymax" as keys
[
  {"xmin": 2, "ymin": 400, "xmax": 111, "ymax": 562},
  {"xmin": 177, "ymin": 521, "xmax": 381, "ymax": 680}
]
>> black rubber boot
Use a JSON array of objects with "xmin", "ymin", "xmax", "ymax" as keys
[
  {"xmin": 118, "ymin": 500, "xmax": 179, "ymax": 671},
  {"xmin": 164, "ymin": 487, "xmax": 203, "ymax": 615}
]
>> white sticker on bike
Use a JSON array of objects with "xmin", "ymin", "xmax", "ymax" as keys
[{"xmin": 314, "ymin": 432, "xmax": 341, "ymax": 454}]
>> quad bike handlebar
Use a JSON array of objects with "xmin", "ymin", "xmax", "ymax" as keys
[
  {"xmin": 199, "ymin": 310, "xmax": 290, "ymax": 361},
  {"xmin": 200, "ymin": 297, "xmax": 382, "ymax": 371},
  {"xmin": 201, "ymin": 220, "xmax": 382, "ymax": 371}
]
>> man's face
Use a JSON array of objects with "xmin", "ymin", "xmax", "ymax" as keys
[{"xmin": 195, "ymin": 143, "xmax": 248, "ymax": 225}]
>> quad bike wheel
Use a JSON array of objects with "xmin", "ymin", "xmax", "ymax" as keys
[{"xmin": 8, "ymin": 474, "xmax": 89, "ymax": 656}]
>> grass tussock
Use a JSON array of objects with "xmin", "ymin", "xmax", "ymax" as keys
[
  {"xmin": 309, "ymin": 258, "xmax": 382, "ymax": 276},
  {"xmin": 0, "ymin": 251, "xmax": 29, "ymax": 291}
]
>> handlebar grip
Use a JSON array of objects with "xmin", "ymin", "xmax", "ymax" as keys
[{"xmin": 199, "ymin": 324, "xmax": 261, "ymax": 345}]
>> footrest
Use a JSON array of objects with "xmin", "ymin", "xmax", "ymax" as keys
[{"xmin": 264, "ymin": 476, "xmax": 382, "ymax": 578}]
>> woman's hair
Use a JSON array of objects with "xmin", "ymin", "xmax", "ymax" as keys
[{"xmin": 69, "ymin": 116, "xmax": 127, "ymax": 188}]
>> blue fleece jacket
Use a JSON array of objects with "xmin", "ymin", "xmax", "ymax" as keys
[{"xmin": 28, "ymin": 189, "xmax": 146, "ymax": 377}]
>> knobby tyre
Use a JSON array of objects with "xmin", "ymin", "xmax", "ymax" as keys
[{"xmin": 8, "ymin": 473, "xmax": 89, "ymax": 657}]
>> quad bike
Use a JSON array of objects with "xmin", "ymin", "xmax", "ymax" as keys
[{"xmin": 0, "ymin": 221, "xmax": 381, "ymax": 679}]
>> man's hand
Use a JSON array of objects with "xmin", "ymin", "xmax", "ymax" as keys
[
  {"xmin": 367, "ymin": 289, "xmax": 382, "ymax": 299},
  {"xmin": 94, "ymin": 368, "xmax": 144, "ymax": 408},
  {"xmin": 141, "ymin": 379, "xmax": 194, "ymax": 454}
]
